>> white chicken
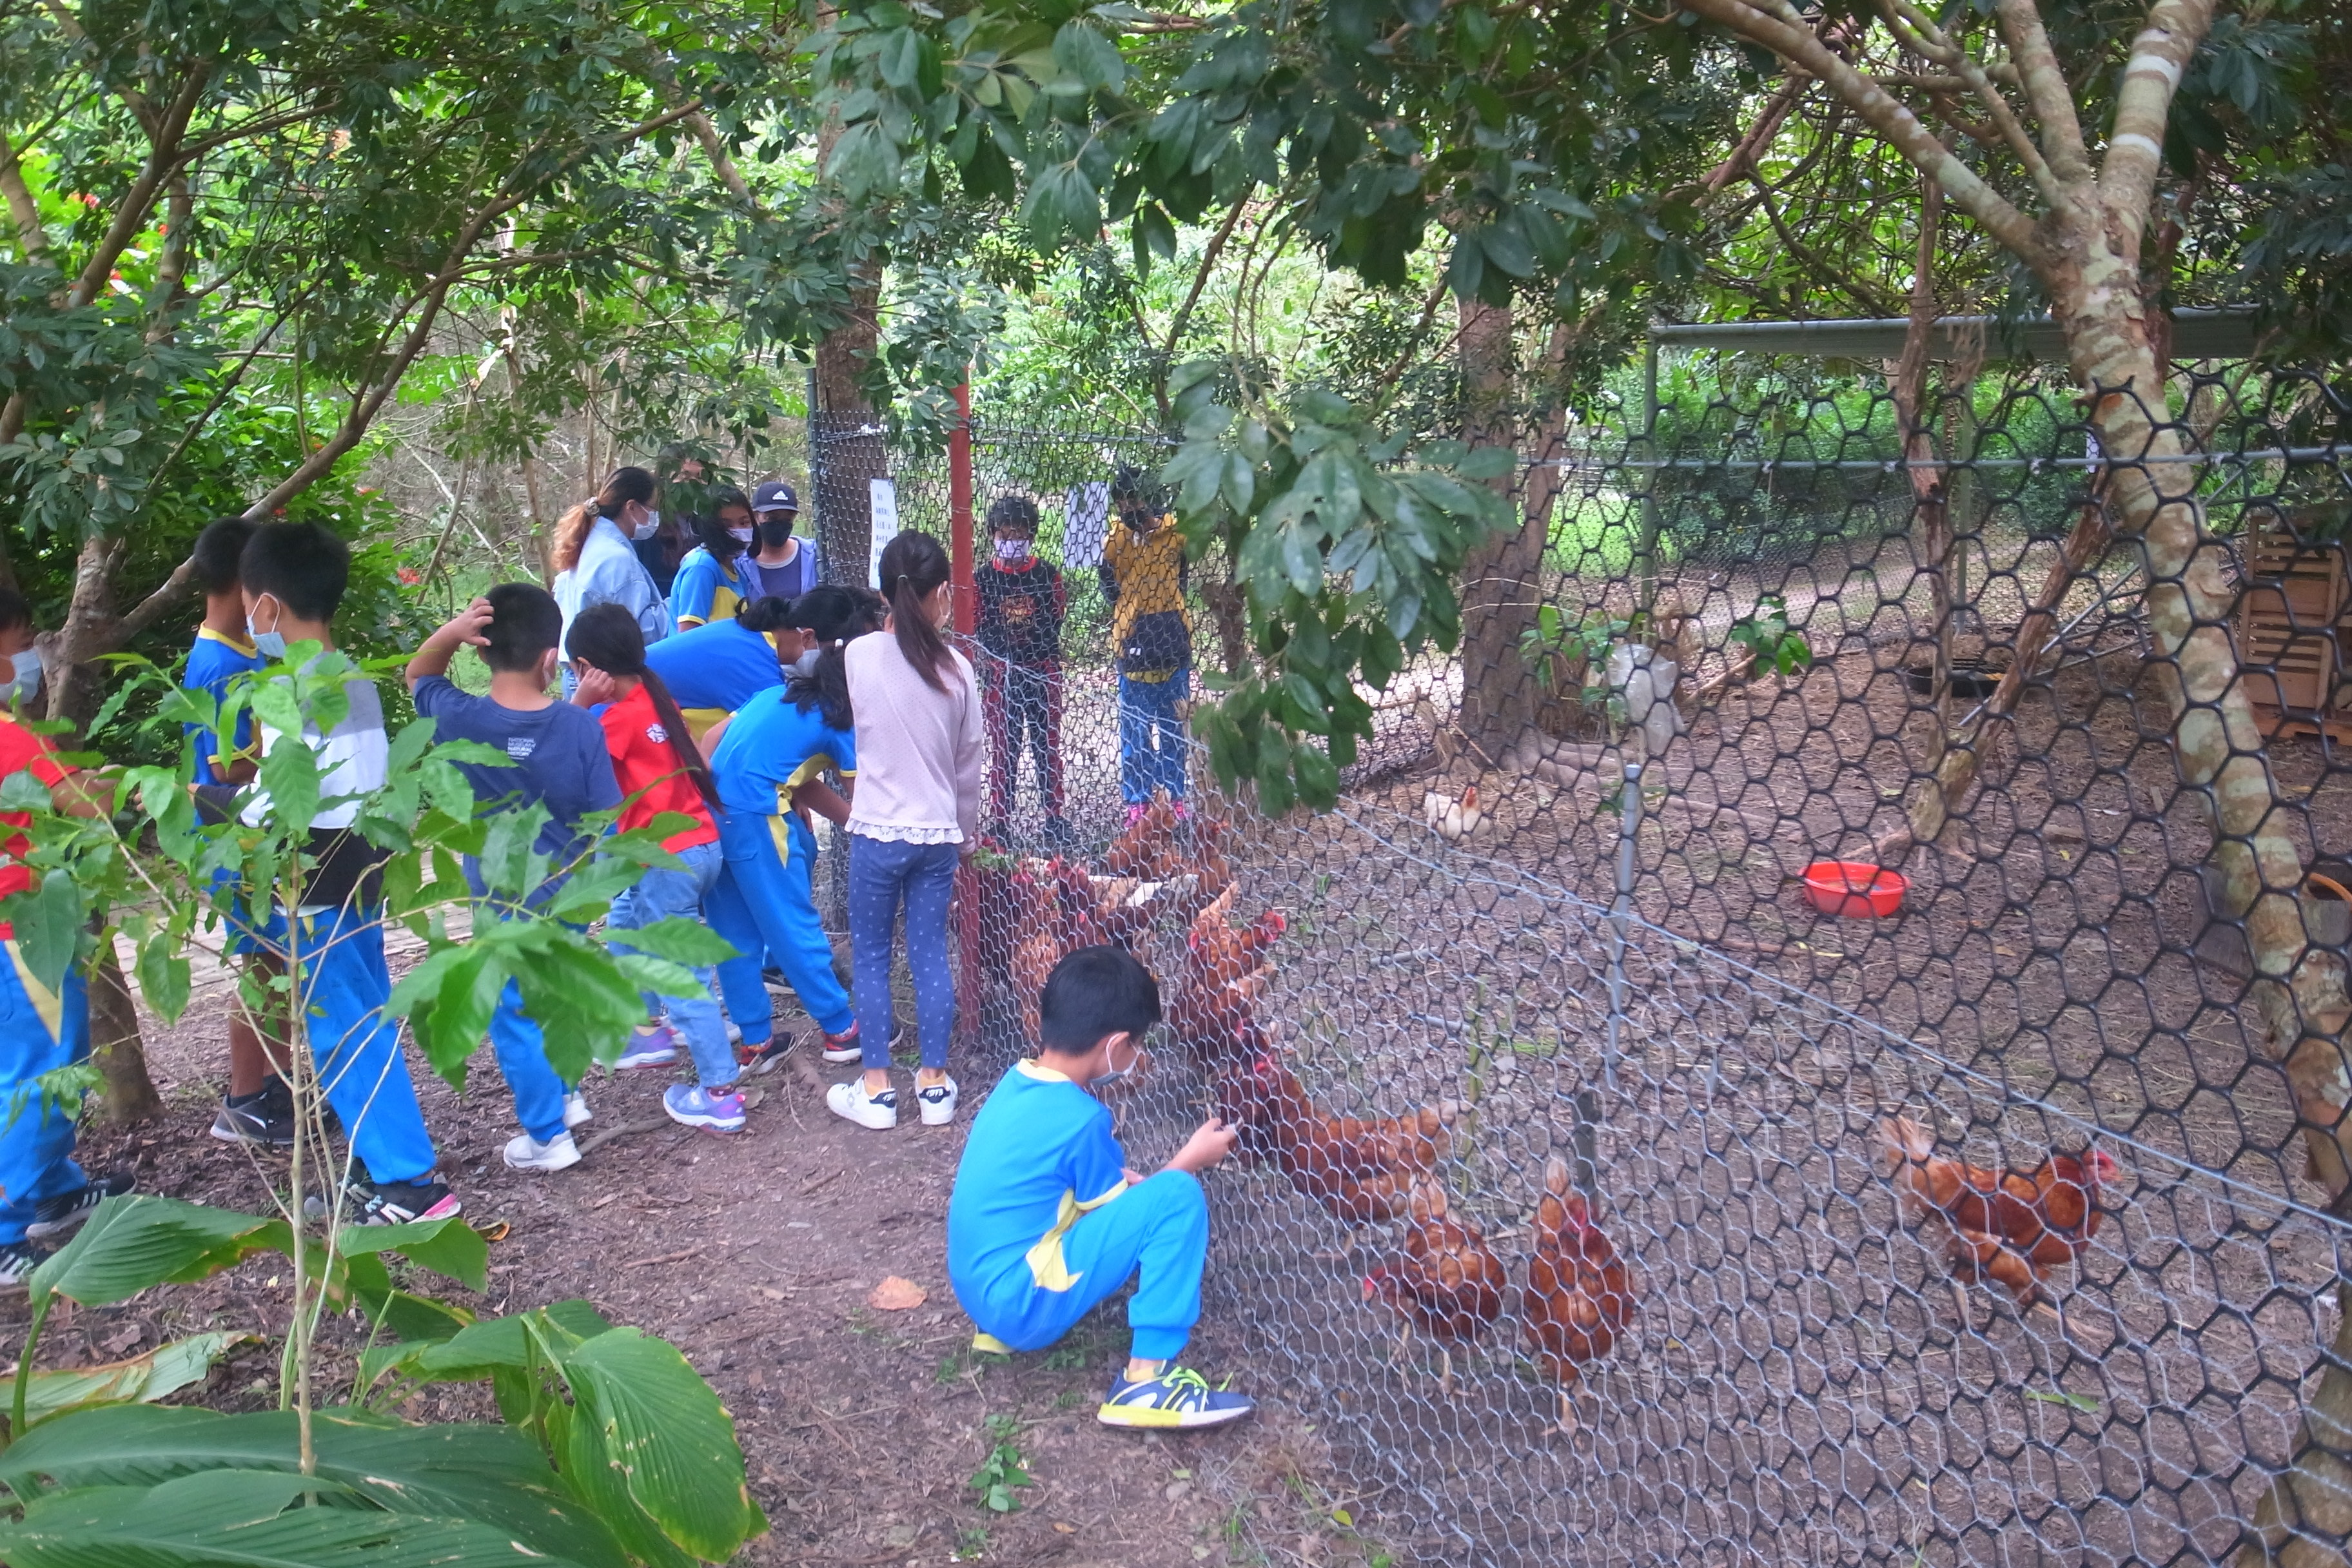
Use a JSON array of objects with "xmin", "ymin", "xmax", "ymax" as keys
[{"xmin": 1422, "ymin": 783, "xmax": 1485, "ymax": 842}]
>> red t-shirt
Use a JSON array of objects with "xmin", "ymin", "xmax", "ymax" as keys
[
  {"xmin": 0, "ymin": 714, "xmax": 73, "ymax": 939},
  {"xmin": 596, "ymin": 684, "xmax": 719, "ymax": 854}
]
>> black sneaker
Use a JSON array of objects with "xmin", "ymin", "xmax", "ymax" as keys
[
  {"xmin": 26, "ymin": 1172, "xmax": 135, "ymax": 1240},
  {"xmin": 354, "ymin": 1179, "xmax": 462, "ymax": 1226},
  {"xmin": 0, "ymin": 1239, "xmax": 48, "ymax": 1291},
  {"xmin": 211, "ymin": 1087, "xmax": 297, "ymax": 1148},
  {"xmin": 737, "ymin": 1028, "xmax": 801, "ymax": 1076}
]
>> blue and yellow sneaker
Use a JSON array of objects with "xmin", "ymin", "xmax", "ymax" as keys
[{"xmin": 1097, "ymin": 1366, "xmax": 1255, "ymax": 1430}]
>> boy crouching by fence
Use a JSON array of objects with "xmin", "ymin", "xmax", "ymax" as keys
[{"xmin": 946, "ymin": 945, "xmax": 1255, "ymax": 1430}]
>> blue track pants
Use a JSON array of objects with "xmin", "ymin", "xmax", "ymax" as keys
[
  {"xmin": 712, "ymin": 808, "xmax": 854, "ymax": 1039},
  {"xmin": 0, "ymin": 953, "xmax": 88, "ymax": 1246},
  {"xmin": 267, "ymin": 905, "xmax": 438, "ymax": 1186},
  {"xmin": 953, "ymin": 1171, "xmax": 1208, "ymax": 1363},
  {"xmin": 607, "ymin": 839, "xmax": 736, "ymax": 1090}
]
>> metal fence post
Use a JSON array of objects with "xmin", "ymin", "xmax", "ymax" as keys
[
  {"xmin": 951, "ymin": 380, "xmax": 981, "ymax": 1046},
  {"xmin": 1634, "ymin": 333, "xmax": 1661, "ymax": 616}
]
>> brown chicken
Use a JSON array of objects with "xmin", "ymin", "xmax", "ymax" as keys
[
  {"xmin": 1364, "ymin": 1179, "xmax": 1506, "ymax": 1391},
  {"xmin": 1168, "ymin": 963, "xmax": 1272, "ymax": 1066},
  {"xmin": 1226, "ymin": 1051, "xmax": 1455, "ymax": 1226},
  {"xmin": 1006, "ymin": 865, "xmax": 1066, "ymax": 1042},
  {"xmin": 1190, "ymin": 799, "xmax": 1235, "ymax": 904},
  {"xmin": 1523, "ymin": 1155, "xmax": 1635, "ymax": 1431},
  {"xmin": 1106, "ymin": 790, "xmax": 1184, "ymax": 880},
  {"xmin": 1186, "ymin": 884, "xmax": 1287, "ymax": 990},
  {"xmin": 1877, "ymin": 1114, "xmax": 2122, "ymax": 1325}
]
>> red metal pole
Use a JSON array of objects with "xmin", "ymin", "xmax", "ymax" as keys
[{"xmin": 950, "ymin": 379, "xmax": 981, "ymax": 1047}]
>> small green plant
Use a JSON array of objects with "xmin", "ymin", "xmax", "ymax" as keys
[
  {"xmin": 1725, "ymin": 593, "xmax": 1813, "ymax": 678},
  {"xmin": 970, "ymin": 1414, "xmax": 1034, "ymax": 1514},
  {"xmin": 954, "ymin": 1524, "xmax": 992, "ymax": 1560},
  {"xmin": 1517, "ymin": 605, "xmax": 1631, "ymax": 703},
  {"xmin": 1043, "ymin": 1343, "xmax": 1090, "ymax": 1370}
]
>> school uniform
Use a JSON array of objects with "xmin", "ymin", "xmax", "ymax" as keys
[
  {"xmin": 706, "ymin": 689, "xmax": 858, "ymax": 1041},
  {"xmin": 0, "ymin": 716, "xmax": 92, "ymax": 1248},
  {"xmin": 669, "ymin": 547, "xmax": 752, "ymax": 629},
  {"xmin": 182, "ymin": 627, "xmax": 269, "ymax": 955},
  {"xmin": 641, "ymin": 617, "xmax": 789, "ymax": 741},
  {"xmin": 948, "ymin": 1061, "xmax": 1208, "ymax": 1362}
]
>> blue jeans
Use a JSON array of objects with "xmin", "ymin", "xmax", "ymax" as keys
[
  {"xmin": 608, "ymin": 838, "xmax": 735, "ymax": 1091},
  {"xmin": 0, "ymin": 957, "xmax": 89, "ymax": 1245},
  {"xmin": 952, "ymin": 1171, "xmax": 1208, "ymax": 1363},
  {"xmin": 1117, "ymin": 670, "xmax": 1190, "ymax": 805},
  {"xmin": 847, "ymin": 834, "xmax": 957, "ymax": 1072},
  {"xmin": 713, "ymin": 808, "xmax": 856, "ymax": 1040},
  {"xmin": 260, "ymin": 905, "xmax": 439, "ymax": 1186}
]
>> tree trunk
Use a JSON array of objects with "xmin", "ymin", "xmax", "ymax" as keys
[
  {"xmin": 1453, "ymin": 295, "xmax": 1544, "ymax": 757},
  {"xmin": 88, "ymin": 943, "xmax": 162, "ymax": 1124}
]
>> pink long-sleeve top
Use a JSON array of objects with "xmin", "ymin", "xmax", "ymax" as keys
[{"xmin": 845, "ymin": 629, "xmax": 983, "ymax": 845}]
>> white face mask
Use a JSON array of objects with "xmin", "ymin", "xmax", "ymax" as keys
[
  {"xmin": 789, "ymin": 647, "xmax": 823, "ymax": 681},
  {"xmin": 994, "ymin": 538, "xmax": 1034, "ymax": 562},
  {"xmin": 727, "ymin": 526, "xmax": 756, "ymax": 544},
  {"xmin": 0, "ymin": 651, "xmax": 41, "ymax": 708},
  {"xmin": 630, "ymin": 508, "xmax": 660, "ymax": 541}
]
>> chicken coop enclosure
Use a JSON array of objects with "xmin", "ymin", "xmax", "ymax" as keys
[{"xmin": 807, "ymin": 349, "xmax": 2352, "ymax": 1565}]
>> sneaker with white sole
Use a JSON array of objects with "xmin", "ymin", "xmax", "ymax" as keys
[
  {"xmin": 1097, "ymin": 1366, "xmax": 1256, "ymax": 1430},
  {"xmin": 826, "ymin": 1078, "xmax": 898, "ymax": 1130},
  {"xmin": 0, "ymin": 1240, "xmax": 48, "ymax": 1292},
  {"xmin": 26, "ymin": 1173, "xmax": 135, "ymax": 1240},
  {"xmin": 663, "ymin": 1083, "xmax": 747, "ymax": 1132},
  {"xmin": 564, "ymin": 1092, "xmax": 593, "ymax": 1130},
  {"xmin": 737, "ymin": 1029, "xmax": 799, "ymax": 1076},
  {"xmin": 355, "ymin": 1179, "xmax": 462, "ymax": 1225},
  {"xmin": 916, "ymin": 1074, "xmax": 959, "ymax": 1126},
  {"xmin": 504, "ymin": 1130, "xmax": 581, "ymax": 1172},
  {"xmin": 616, "ymin": 1026, "xmax": 679, "ymax": 1071},
  {"xmin": 819, "ymin": 1021, "xmax": 907, "ymax": 1066}
]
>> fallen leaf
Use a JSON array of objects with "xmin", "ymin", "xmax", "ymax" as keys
[
  {"xmin": 867, "ymin": 1276, "xmax": 927, "ymax": 1311},
  {"xmin": 1053, "ymin": 1523, "xmax": 1077, "ymax": 1534}
]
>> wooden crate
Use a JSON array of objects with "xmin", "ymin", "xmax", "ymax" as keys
[{"xmin": 2237, "ymin": 514, "xmax": 2351, "ymax": 738}]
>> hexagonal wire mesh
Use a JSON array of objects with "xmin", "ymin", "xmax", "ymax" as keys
[{"xmin": 808, "ymin": 358, "xmax": 2352, "ymax": 1565}]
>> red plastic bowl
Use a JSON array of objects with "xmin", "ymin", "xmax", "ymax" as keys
[{"xmin": 1802, "ymin": 860, "xmax": 1907, "ymax": 919}]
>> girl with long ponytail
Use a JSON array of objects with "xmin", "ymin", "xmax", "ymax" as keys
[
  {"xmin": 552, "ymin": 467, "xmax": 671, "ymax": 686},
  {"xmin": 697, "ymin": 586, "xmax": 871, "ymax": 1077},
  {"xmin": 565, "ymin": 603, "xmax": 746, "ymax": 1133},
  {"xmin": 830, "ymin": 531, "xmax": 982, "ymax": 1133}
]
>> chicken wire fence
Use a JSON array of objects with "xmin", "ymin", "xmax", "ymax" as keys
[{"xmin": 804, "ymin": 360, "xmax": 2352, "ymax": 1565}]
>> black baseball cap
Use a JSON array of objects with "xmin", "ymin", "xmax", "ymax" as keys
[{"xmin": 752, "ymin": 480, "xmax": 799, "ymax": 513}]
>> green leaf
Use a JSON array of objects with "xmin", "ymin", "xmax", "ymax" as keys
[
  {"xmin": 8, "ymin": 870, "xmax": 84, "ymax": 998},
  {"xmin": 1052, "ymin": 20, "xmax": 1126, "ymax": 89},
  {"xmin": 334, "ymin": 1215, "xmax": 489, "ymax": 1293},
  {"xmin": 17, "ymin": 1332, "xmax": 251, "ymax": 1428},
  {"xmin": 0, "ymin": 1407, "xmax": 630, "ymax": 1568},
  {"xmin": 133, "ymin": 927, "xmax": 192, "ymax": 1026},
  {"xmin": 0, "ymin": 1469, "xmax": 592, "ymax": 1568},
  {"xmin": 254, "ymin": 734, "xmax": 320, "ymax": 847},
  {"xmin": 30, "ymin": 1197, "xmax": 284, "ymax": 1310},
  {"xmin": 558, "ymin": 1328, "xmax": 763, "ymax": 1563},
  {"xmin": 604, "ymin": 917, "xmax": 736, "ymax": 968}
]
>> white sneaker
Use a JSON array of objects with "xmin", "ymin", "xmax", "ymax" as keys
[
  {"xmin": 916, "ymin": 1074, "xmax": 959, "ymax": 1126},
  {"xmin": 826, "ymin": 1079, "xmax": 898, "ymax": 1131},
  {"xmin": 563, "ymin": 1092, "xmax": 593, "ymax": 1130},
  {"xmin": 504, "ymin": 1130, "xmax": 581, "ymax": 1172}
]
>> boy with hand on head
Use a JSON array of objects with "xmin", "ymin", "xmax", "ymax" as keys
[
  {"xmin": 407, "ymin": 583, "xmax": 622, "ymax": 1173},
  {"xmin": 208, "ymin": 522, "xmax": 455, "ymax": 1224},
  {"xmin": 180, "ymin": 516, "xmax": 298, "ymax": 1148},
  {"xmin": 947, "ymin": 945, "xmax": 1255, "ymax": 1430},
  {"xmin": 0, "ymin": 712, "xmax": 133, "ymax": 1286},
  {"xmin": 974, "ymin": 495, "xmax": 1068, "ymax": 844}
]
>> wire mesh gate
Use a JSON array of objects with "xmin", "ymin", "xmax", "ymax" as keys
[{"xmin": 808, "ymin": 360, "xmax": 2352, "ymax": 1565}]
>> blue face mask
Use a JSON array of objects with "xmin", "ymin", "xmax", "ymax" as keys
[
  {"xmin": 248, "ymin": 605, "xmax": 287, "ymax": 662},
  {"xmin": 0, "ymin": 652, "xmax": 41, "ymax": 709},
  {"xmin": 1088, "ymin": 1035, "xmax": 1140, "ymax": 1092}
]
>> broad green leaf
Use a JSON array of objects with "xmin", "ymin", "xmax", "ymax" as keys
[
  {"xmin": 0, "ymin": 1407, "xmax": 629, "ymax": 1568},
  {"xmin": 134, "ymin": 927, "xmax": 192, "ymax": 1025},
  {"xmin": 255, "ymin": 734, "xmax": 320, "ymax": 846},
  {"xmin": 333, "ymin": 1215, "xmax": 489, "ymax": 1292},
  {"xmin": 0, "ymin": 1469, "xmax": 591, "ymax": 1568},
  {"xmin": 559, "ymin": 1328, "xmax": 764, "ymax": 1563},
  {"xmin": 17, "ymin": 1331, "xmax": 252, "ymax": 1427},
  {"xmin": 31, "ymin": 1197, "xmax": 284, "ymax": 1310},
  {"xmin": 605, "ymin": 917, "xmax": 736, "ymax": 967},
  {"xmin": 9, "ymin": 870, "xmax": 84, "ymax": 997}
]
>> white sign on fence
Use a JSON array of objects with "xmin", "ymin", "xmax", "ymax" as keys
[
  {"xmin": 867, "ymin": 477, "xmax": 899, "ymax": 587},
  {"xmin": 1063, "ymin": 481, "xmax": 1110, "ymax": 569}
]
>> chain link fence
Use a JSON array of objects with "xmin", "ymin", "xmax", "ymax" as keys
[{"xmin": 810, "ymin": 362, "xmax": 2352, "ymax": 1565}]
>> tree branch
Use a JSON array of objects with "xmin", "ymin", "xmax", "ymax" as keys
[
  {"xmin": 66, "ymin": 68, "xmax": 207, "ymax": 311},
  {"xmin": 1993, "ymin": 0, "xmax": 2095, "ymax": 184},
  {"xmin": 1677, "ymin": 0, "xmax": 2043, "ymax": 260},
  {"xmin": 2100, "ymin": 0, "xmax": 2216, "ymax": 247},
  {"xmin": 0, "ymin": 136, "xmax": 47, "ymax": 259},
  {"xmin": 1163, "ymin": 195, "xmax": 1251, "ymax": 364}
]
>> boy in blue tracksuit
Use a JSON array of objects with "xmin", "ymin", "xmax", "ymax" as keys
[
  {"xmin": 0, "ymin": 714, "xmax": 133, "ymax": 1287},
  {"xmin": 700, "ymin": 586, "xmax": 867, "ymax": 1072},
  {"xmin": 179, "ymin": 516, "xmax": 295, "ymax": 1148},
  {"xmin": 407, "ymin": 583, "xmax": 622, "ymax": 1173},
  {"xmin": 200, "ymin": 522, "xmax": 455, "ymax": 1224},
  {"xmin": 948, "ymin": 945, "xmax": 1256, "ymax": 1430}
]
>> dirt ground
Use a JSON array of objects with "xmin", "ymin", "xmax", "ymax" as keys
[{"xmin": 6, "ymin": 959, "xmax": 1401, "ymax": 1568}]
